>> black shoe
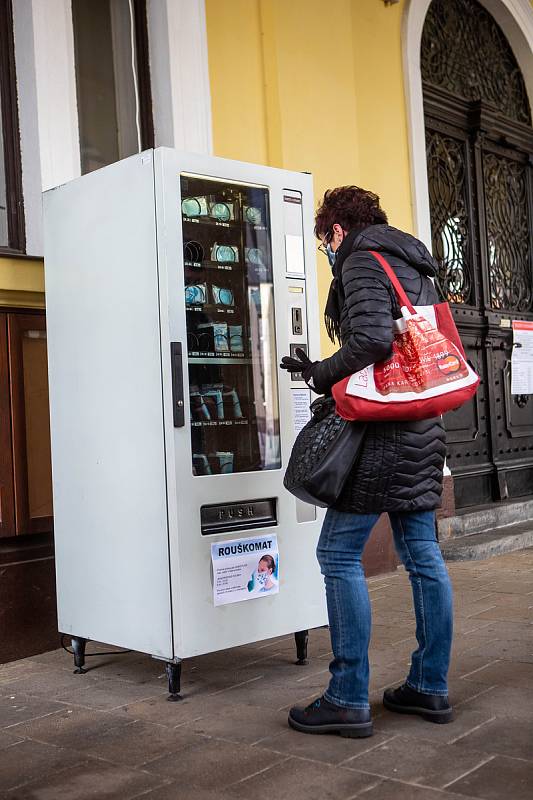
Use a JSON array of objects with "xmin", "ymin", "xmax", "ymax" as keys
[
  {"xmin": 383, "ymin": 683, "xmax": 454, "ymax": 724},
  {"xmin": 288, "ymin": 696, "xmax": 373, "ymax": 738}
]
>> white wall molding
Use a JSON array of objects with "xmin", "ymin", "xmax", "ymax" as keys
[
  {"xmin": 147, "ymin": 0, "xmax": 212, "ymax": 154},
  {"xmin": 12, "ymin": 0, "xmax": 80, "ymax": 256},
  {"xmin": 12, "ymin": 0, "xmax": 42, "ymax": 255},
  {"xmin": 402, "ymin": 0, "xmax": 533, "ymax": 248}
]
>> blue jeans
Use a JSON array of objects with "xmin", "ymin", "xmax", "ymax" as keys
[{"xmin": 317, "ymin": 509, "xmax": 453, "ymax": 709}]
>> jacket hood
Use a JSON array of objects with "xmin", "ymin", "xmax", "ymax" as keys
[{"xmin": 351, "ymin": 224, "xmax": 437, "ymax": 277}]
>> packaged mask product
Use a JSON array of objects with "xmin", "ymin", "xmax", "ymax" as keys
[
  {"xmin": 211, "ymin": 244, "xmax": 239, "ymax": 264},
  {"xmin": 212, "ymin": 285, "xmax": 235, "ymax": 307},
  {"xmin": 182, "ymin": 196, "xmax": 209, "ymax": 217},
  {"xmin": 223, "ymin": 386, "xmax": 243, "ymax": 419},
  {"xmin": 184, "ymin": 240, "xmax": 204, "ymax": 264},
  {"xmin": 190, "ymin": 390, "xmax": 211, "ymax": 421},
  {"xmin": 185, "ymin": 283, "xmax": 207, "ymax": 305},
  {"xmin": 198, "ymin": 322, "xmax": 229, "ymax": 352},
  {"xmin": 215, "ymin": 451, "xmax": 234, "ymax": 474},
  {"xmin": 244, "ymin": 205, "xmax": 262, "ymax": 225},
  {"xmin": 187, "ymin": 332, "xmax": 199, "ymax": 351},
  {"xmin": 229, "ymin": 325, "xmax": 243, "ymax": 353},
  {"xmin": 201, "ymin": 387, "xmax": 224, "ymax": 419},
  {"xmin": 209, "ymin": 201, "xmax": 234, "ymax": 222},
  {"xmin": 245, "ymin": 247, "xmax": 264, "ymax": 265},
  {"xmin": 193, "ymin": 454, "xmax": 212, "ymax": 475}
]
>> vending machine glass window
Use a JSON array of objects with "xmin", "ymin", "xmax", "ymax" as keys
[{"xmin": 180, "ymin": 174, "xmax": 281, "ymax": 477}]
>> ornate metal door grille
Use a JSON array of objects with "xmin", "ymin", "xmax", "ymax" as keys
[{"xmin": 422, "ymin": 0, "xmax": 533, "ymax": 509}]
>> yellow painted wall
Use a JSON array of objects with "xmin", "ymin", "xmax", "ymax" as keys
[
  {"xmin": 206, "ymin": 0, "xmax": 412, "ymax": 356},
  {"xmin": 0, "ymin": 256, "xmax": 45, "ymax": 309}
]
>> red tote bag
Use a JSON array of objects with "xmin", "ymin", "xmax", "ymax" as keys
[{"xmin": 332, "ymin": 251, "xmax": 480, "ymax": 422}]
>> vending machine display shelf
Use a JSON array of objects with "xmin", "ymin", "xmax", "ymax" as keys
[
  {"xmin": 191, "ymin": 419, "xmax": 250, "ymax": 428},
  {"xmin": 184, "ymin": 261, "xmax": 234, "ymax": 272},
  {"xmin": 186, "ymin": 305, "xmax": 237, "ymax": 315},
  {"xmin": 182, "ymin": 216, "xmax": 240, "ymax": 231},
  {"xmin": 188, "ymin": 355, "xmax": 251, "ymax": 364}
]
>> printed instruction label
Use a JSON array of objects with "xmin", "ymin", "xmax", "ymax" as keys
[
  {"xmin": 511, "ymin": 320, "xmax": 533, "ymax": 394},
  {"xmin": 291, "ymin": 388, "xmax": 311, "ymax": 436},
  {"xmin": 211, "ymin": 535, "xmax": 279, "ymax": 607}
]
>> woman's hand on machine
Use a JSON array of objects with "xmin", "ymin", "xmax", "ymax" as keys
[{"xmin": 280, "ymin": 348, "xmax": 325, "ymax": 393}]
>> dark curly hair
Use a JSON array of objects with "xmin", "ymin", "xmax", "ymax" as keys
[{"xmin": 314, "ymin": 186, "xmax": 388, "ymax": 239}]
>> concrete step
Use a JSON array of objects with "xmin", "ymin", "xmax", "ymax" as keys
[
  {"xmin": 438, "ymin": 498, "xmax": 533, "ymax": 541},
  {"xmin": 440, "ymin": 520, "xmax": 533, "ymax": 562}
]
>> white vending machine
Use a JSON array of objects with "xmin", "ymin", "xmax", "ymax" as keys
[{"xmin": 43, "ymin": 148, "xmax": 327, "ymax": 697}]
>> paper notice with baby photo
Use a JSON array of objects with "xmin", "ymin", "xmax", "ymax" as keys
[
  {"xmin": 211, "ymin": 535, "xmax": 279, "ymax": 606},
  {"xmin": 511, "ymin": 320, "xmax": 533, "ymax": 394}
]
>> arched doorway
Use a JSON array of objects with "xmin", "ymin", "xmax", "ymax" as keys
[{"xmin": 422, "ymin": 0, "xmax": 533, "ymax": 509}]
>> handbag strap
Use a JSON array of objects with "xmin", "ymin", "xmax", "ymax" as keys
[{"xmin": 369, "ymin": 250, "xmax": 417, "ymax": 315}]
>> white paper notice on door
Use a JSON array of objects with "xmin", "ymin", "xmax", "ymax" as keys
[
  {"xmin": 211, "ymin": 535, "xmax": 279, "ymax": 607},
  {"xmin": 291, "ymin": 388, "xmax": 311, "ymax": 436},
  {"xmin": 511, "ymin": 320, "xmax": 533, "ymax": 394}
]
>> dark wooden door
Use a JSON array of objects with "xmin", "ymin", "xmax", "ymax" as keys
[
  {"xmin": 0, "ymin": 313, "xmax": 15, "ymax": 536},
  {"xmin": 422, "ymin": 0, "xmax": 533, "ymax": 509}
]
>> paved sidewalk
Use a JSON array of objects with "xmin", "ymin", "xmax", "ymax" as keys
[{"xmin": 1, "ymin": 548, "xmax": 532, "ymax": 800}]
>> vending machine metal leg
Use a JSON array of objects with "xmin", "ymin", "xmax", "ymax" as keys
[
  {"xmin": 166, "ymin": 660, "xmax": 182, "ymax": 701},
  {"xmin": 71, "ymin": 636, "xmax": 88, "ymax": 674},
  {"xmin": 294, "ymin": 630, "xmax": 309, "ymax": 665}
]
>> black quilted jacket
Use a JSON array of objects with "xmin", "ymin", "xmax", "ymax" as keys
[{"xmin": 313, "ymin": 224, "xmax": 446, "ymax": 513}]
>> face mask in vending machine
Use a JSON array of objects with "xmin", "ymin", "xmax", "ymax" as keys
[{"xmin": 43, "ymin": 148, "xmax": 327, "ymax": 699}]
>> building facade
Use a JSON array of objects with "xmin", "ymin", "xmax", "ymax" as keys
[{"xmin": 2, "ymin": 0, "xmax": 533, "ymax": 662}]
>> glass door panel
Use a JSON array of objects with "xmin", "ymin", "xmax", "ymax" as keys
[{"xmin": 180, "ymin": 174, "xmax": 280, "ymax": 476}]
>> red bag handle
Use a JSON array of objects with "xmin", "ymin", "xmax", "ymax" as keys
[{"xmin": 369, "ymin": 250, "xmax": 417, "ymax": 315}]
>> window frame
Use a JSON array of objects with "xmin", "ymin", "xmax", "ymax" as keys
[
  {"xmin": 72, "ymin": 0, "xmax": 154, "ymax": 176},
  {"xmin": 0, "ymin": 0, "xmax": 25, "ymax": 254}
]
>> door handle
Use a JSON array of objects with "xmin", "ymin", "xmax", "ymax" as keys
[{"xmin": 170, "ymin": 342, "xmax": 185, "ymax": 427}]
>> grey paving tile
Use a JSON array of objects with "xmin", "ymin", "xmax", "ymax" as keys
[
  {"xmin": 459, "ymin": 685, "xmax": 533, "ymax": 719},
  {"xmin": 0, "ymin": 668, "xmax": 105, "ymax": 698},
  {"xmin": 343, "ymin": 735, "xmax": 492, "ymax": 788},
  {"xmin": 0, "ymin": 694, "xmax": 68, "ymax": 729},
  {"xmin": 460, "ymin": 659, "xmax": 533, "ymax": 688},
  {"xmin": 70, "ymin": 718, "xmax": 201, "ymax": 767},
  {"xmin": 0, "ymin": 661, "xmax": 49, "ymax": 686},
  {"xmin": 5, "ymin": 761, "xmax": 166, "ymax": 800},
  {"xmin": 470, "ymin": 638, "xmax": 533, "ymax": 663},
  {"xmin": 0, "ymin": 730, "xmax": 24, "ymax": 749},
  {"xmin": 52, "ymin": 677, "xmax": 162, "ymax": 710},
  {"xmin": 256, "ymin": 726, "xmax": 394, "ymax": 766},
  {"xmin": 0, "ymin": 739, "xmax": 87, "ymax": 792},
  {"xmin": 456, "ymin": 715, "xmax": 533, "ymax": 761},
  {"xmin": 68, "ymin": 655, "xmax": 169, "ymax": 686},
  {"xmin": 227, "ymin": 757, "xmax": 379, "ymax": 800},
  {"xmin": 142, "ymin": 737, "xmax": 285, "ymax": 789},
  {"xmin": 467, "ymin": 605, "xmax": 532, "ymax": 622},
  {"xmin": 185, "ymin": 702, "xmax": 287, "ymax": 745},
  {"xmin": 351, "ymin": 778, "xmax": 476, "ymax": 799},
  {"xmin": 207, "ymin": 679, "xmax": 318, "ymax": 711},
  {"xmin": 6, "ymin": 706, "xmax": 131, "ymax": 747},
  {"xmin": 448, "ymin": 754, "xmax": 533, "ymax": 799},
  {"xmin": 374, "ymin": 707, "xmax": 497, "ymax": 745},
  {"xmin": 450, "ymin": 678, "xmax": 499, "ymax": 706},
  {"xmin": 114, "ymin": 690, "xmax": 239, "ymax": 727},
  {"xmin": 135, "ymin": 788, "xmax": 234, "ymax": 800}
]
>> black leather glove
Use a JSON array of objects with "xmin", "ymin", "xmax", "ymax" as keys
[{"xmin": 280, "ymin": 348, "xmax": 325, "ymax": 393}]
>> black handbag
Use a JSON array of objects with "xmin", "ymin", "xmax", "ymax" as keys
[{"xmin": 283, "ymin": 396, "xmax": 366, "ymax": 508}]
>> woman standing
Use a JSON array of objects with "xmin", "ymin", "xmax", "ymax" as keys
[{"xmin": 280, "ymin": 187, "xmax": 453, "ymax": 738}]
